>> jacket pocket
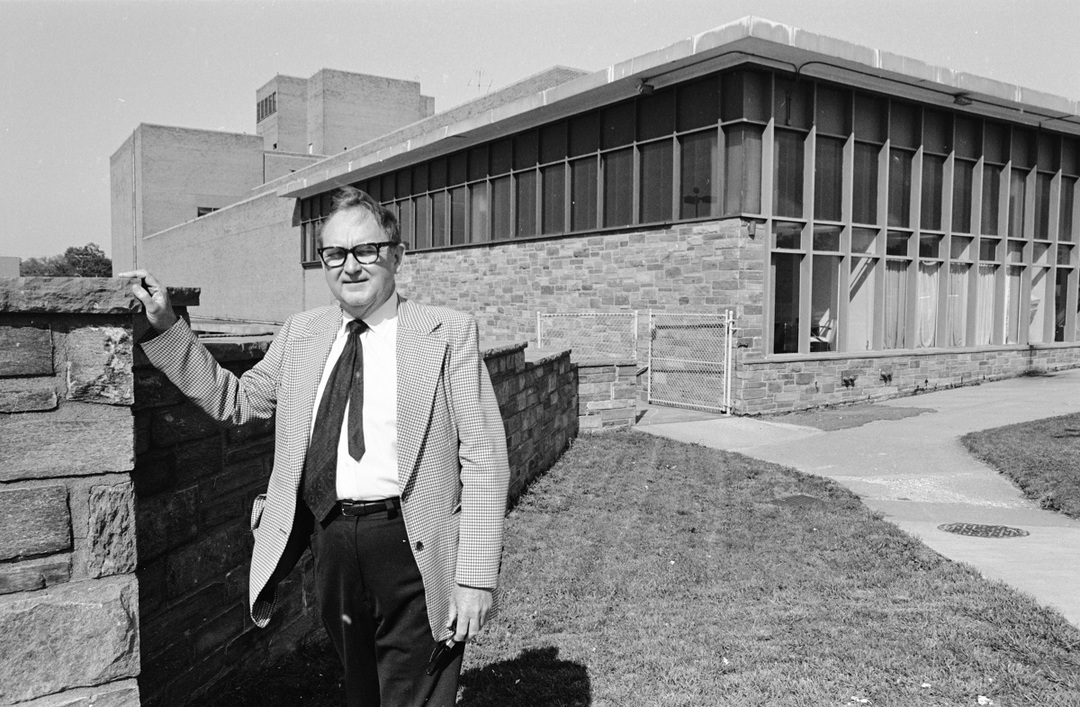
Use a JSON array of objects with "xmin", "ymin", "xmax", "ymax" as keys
[{"xmin": 250, "ymin": 494, "xmax": 267, "ymax": 534}]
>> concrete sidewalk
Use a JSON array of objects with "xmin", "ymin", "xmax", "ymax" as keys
[{"xmin": 635, "ymin": 370, "xmax": 1080, "ymax": 627}]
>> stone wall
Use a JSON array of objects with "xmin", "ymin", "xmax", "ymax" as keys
[
  {"xmin": 483, "ymin": 345, "xmax": 578, "ymax": 502},
  {"xmin": 392, "ymin": 218, "xmax": 759, "ymax": 357},
  {"xmin": 0, "ymin": 278, "xmax": 194, "ymax": 706},
  {"xmin": 736, "ymin": 343, "xmax": 1080, "ymax": 415},
  {"xmin": 575, "ymin": 360, "xmax": 640, "ymax": 431}
]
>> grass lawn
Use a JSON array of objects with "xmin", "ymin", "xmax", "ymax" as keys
[
  {"xmin": 962, "ymin": 412, "xmax": 1080, "ymax": 520},
  {"xmin": 203, "ymin": 430, "xmax": 1080, "ymax": 707}
]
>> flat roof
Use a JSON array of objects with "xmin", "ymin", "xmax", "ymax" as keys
[{"xmin": 279, "ymin": 15, "xmax": 1080, "ymax": 199}]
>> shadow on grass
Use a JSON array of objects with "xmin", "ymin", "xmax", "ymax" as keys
[{"xmin": 459, "ymin": 646, "xmax": 590, "ymax": 707}]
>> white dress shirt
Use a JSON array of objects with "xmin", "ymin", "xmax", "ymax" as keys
[{"xmin": 310, "ymin": 292, "xmax": 399, "ymax": 501}]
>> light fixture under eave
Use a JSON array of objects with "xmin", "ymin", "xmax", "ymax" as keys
[
  {"xmin": 953, "ymin": 92, "xmax": 974, "ymax": 107},
  {"xmin": 637, "ymin": 80, "xmax": 655, "ymax": 96}
]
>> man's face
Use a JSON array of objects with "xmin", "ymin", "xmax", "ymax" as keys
[{"xmin": 320, "ymin": 208, "xmax": 404, "ymax": 320}]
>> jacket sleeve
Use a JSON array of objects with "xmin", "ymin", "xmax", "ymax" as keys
[
  {"xmin": 140, "ymin": 317, "xmax": 291, "ymax": 428},
  {"xmin": 445, "ymin": 316, "xmax": 511, "ymax": 590}
]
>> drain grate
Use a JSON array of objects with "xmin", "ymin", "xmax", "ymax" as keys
[{"xmin": 938, "ymin": 523, "xmax": 1030, "ymax": 538}]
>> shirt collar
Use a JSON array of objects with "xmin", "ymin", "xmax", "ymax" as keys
[{"xmin": 341, "ymin": 290, "xmax": 398, "ymax": 336}]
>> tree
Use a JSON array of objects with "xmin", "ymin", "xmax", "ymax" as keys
[{"xmin": 20, "ymin": 243, "xmax": 112, "ymax": 277}]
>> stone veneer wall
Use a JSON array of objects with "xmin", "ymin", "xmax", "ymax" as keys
[
  {"xmin": 735, "ymin": 344, "xmax": 1080, "ymax": 415},
  {"xmin": 575, "ymin": 361, "xmax": 640, "ymax": 431},
  {"xmin": 0, "ymin": 278, "xmax": 184, "ymax": 706},
  {"xmin": 394, "ymin": 218, "xmax": 761, "ymax": 359}
]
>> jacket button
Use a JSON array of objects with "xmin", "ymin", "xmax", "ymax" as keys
[{"xmin": 414, "ymin": 541, "xmax": 424, "ymax": 551}]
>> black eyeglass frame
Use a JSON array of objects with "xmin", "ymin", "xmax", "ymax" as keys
[{"xmin": 317, "ymin": 241, "xmax": 399, "ymax": 268}]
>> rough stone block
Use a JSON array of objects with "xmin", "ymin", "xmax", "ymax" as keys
[
  {"xmin": 0, "ymin": 278, "xmax": 140, "ymax": 314},
  {"xmin": 0, "ymin": 377, "xmax": 58, "ymax": 413},
  {"xmin": 14, "ymin": 679, "xmax": 140, "ymax": 707},
  {"xmin": 64, "ymin": 327, "xmax": 134, "ymax": 405},
  {"xmin": 0, "ymin": 485, "xmax": 71, "ymax": 561},
  {"xmin": 87, "ymin": 482, "xmax": 137, "ymax": 578},
  {"xmin": 0, "ymin": 555, "xmax": 72, "ymax": 595},
  {"xmin": 0, "ymin": 324, "xmax": 53, "ymax": 377},
  {"xmin": 0, "ymin": 576, "xmax": 140, "ymax": 704},
  {"xmin": 0, "ymin": 402, "xmax": 134, "ymax": 481}
]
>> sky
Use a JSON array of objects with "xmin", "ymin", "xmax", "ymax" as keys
[{"xmin": 2, "ymin": 0, "xmax": 1079, "ymax": 260}]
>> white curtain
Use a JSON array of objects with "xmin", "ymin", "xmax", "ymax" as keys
[
  {"xmin": 846, "ymin": 257, "xmax": 877, "ymax": 352},
  {"xmin": 884, "ymin": 260, "xmax": 908, "ymax": 348},
  {"xmin": 1029, "ymin": 268, "xmax": 1048, "ymax": 343},
  {"xmin": 916, "ymin": 262, "xmax": 940, "ymax": 347},
  {"xmin": 1005, "ymin": 266, "xmax": 1023, "ymax": 344},
  {"xmin": 947, "ymin": 263, "xmax": 970, "ymax": 347},
  {"xmin": 975, "ymin": 264, "xmax": 996, "ymax": 345}
]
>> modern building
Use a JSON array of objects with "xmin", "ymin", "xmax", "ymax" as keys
[
  {"xmin": 114, "ymin": 17, "xmax": 1080, "ymax": 414},
  {"xmin": 110, "ymin": 69, "xmax": 437, "ymax": 274}
]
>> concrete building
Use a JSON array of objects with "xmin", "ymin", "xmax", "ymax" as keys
[
  {"xmin": 115, "ymin": 17, "xmax": 1080, "ymax": 414},
  {"xmin": 111, "ymin": 69, "xmax": 437, "ymax": 274},
  {"xmin": 256, "ymin": 70, "xmax": 436, "ymax": 155}
]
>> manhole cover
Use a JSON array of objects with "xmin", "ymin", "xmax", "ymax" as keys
[{"xmin": 937, "ymin": 523, "xmax": 1030, "ymax": 538}]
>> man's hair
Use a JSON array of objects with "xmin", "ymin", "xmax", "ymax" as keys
[{"xmin": 319, "ymin": 186, "xmax": 402, "ymax": 246}]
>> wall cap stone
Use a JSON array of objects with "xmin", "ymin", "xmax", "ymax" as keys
[
  {"xmin": 482, "ymin": 342, "xmax": 528, "ymax": 359},
  {"xmin": 201, "ymin": 337, "xmax": 274, "ymax": 363},
  {"xmin": 0, "ymin": 278, "xmax": 199, "ymax": 314}
]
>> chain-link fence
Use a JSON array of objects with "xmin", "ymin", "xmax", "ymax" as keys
[
  {"xmin": 647, "ymin": 311, "xmax": 735, "ymax": 414},
  {"xmin": 536, "ymin": 311, "xmax": 640, "ymax": 361}
]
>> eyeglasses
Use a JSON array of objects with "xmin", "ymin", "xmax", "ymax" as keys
[{"xmin": 317, "ymin": 242, "xmax": 398, "ymax": 268}]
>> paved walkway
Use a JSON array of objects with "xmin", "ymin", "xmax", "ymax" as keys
[{"xmin": 635, "ymin": 370, "xmax": 1080, "ymax": 627}]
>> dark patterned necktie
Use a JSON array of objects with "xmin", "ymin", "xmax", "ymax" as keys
[{"xmin": 302, "ymin": 319, "xmax": 368, "ymax": 523}]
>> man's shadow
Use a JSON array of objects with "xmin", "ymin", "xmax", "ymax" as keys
[{"xmin": 458, "ymin": 646, "xmax": 590, "ymax": 706}]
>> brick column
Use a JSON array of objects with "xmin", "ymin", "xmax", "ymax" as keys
[{"xmin": 0, "ymin": 277, "xmax": 196, "ymax": 706}]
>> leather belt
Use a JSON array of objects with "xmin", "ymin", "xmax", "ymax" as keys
[{"xmin": 338, "ymin": 497, "xmax": 401, "ymax": 517}]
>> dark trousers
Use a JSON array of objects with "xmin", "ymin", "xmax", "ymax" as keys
[{"xmin": 311, "ymin": 507, "xmax": 464, "ymax": 707}]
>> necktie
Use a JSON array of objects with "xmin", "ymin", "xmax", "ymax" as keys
[{"xmin": 302, "ymin": 319, "xmax": 368, "ymax": 524}]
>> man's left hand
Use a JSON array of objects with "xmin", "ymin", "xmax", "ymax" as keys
[{"xmin": 447, "ymin": 584, "xmax": 492, "ymax": 643}]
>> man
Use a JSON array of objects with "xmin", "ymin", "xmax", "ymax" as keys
[{"xmin": 121, "ymin": 187, "xmax": 510, "ymax": 706}]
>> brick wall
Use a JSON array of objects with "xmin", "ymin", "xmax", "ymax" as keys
[
  {"xmin": 483, "ymin": 345, "xmax": 578, "ymax": 502},
  {"xmin": 132, "ymin": 335, "xmax": 319, "ymax": 706}
]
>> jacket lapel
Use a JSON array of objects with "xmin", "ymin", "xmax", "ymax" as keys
[
  {"xmin": 289, "ymin": 306, "xmax": 342, "ymax": 472},
  {"xmin": 396, "ymin": 297, "xmax": 447, "ymax": 491}
]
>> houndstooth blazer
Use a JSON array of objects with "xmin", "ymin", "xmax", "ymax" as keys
[{"xmin": 141, "ymin": 296, "xmax": 510, "ymax": 641}]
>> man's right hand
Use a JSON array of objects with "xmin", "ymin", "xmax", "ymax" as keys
[{"xmin": 118, "ymin": 270, "xmax": 178, "ymax": 332}]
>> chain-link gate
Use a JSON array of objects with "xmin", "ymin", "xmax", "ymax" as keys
[
  {"xmin": 536, "ymin": 311, "xmax": 639, "ymax": 361},
  {"xmin": 647, "ymin": 311, "xmax": 735, "ymax": 414}
]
